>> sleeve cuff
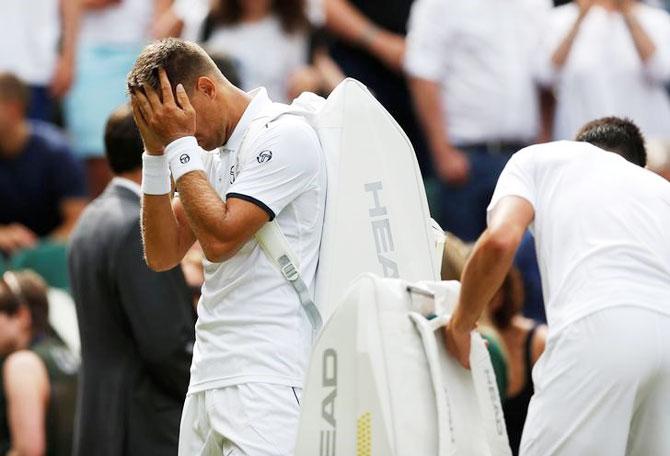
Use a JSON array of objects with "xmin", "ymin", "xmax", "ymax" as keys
[{"xmin": 226, "ymin": 192, "xmax": 276, "ymax": 221}]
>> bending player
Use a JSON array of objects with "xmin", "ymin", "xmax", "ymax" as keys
[
  {"xmin": 445, "ymin": 117, "xmax": 670, "ymax": 455},
  {"xmin": 127, "ymin": 39, "xmax": 326, "ymax": 455}
]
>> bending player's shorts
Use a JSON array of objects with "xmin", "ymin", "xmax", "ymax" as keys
[
  {"xmin": 520, "ymin": 306, "xmax": 670, "ymax": 456},
  {"xmin": 178, "ymin": 383, "xmax": 302, "ymax": 456}
]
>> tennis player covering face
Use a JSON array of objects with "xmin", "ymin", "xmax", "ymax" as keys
[
  {"xmin": 127, "ymin": 39, "xmax": 326, "ymax": 456},
  {"xmin": 445, "ymin": 117, "xmax": 670, "ymax": 456}
]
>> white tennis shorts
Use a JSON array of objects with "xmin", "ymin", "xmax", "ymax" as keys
[
  {"xmin": 178, "ymin": 383, "xmax": 302, "ymax": 456},
  {"xmin": 520, "ymin": 306, "xmax": 670, "ymax": 455}
]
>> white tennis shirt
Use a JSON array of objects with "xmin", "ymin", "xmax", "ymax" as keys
[
  {"xmin": 188, "ymin": 88, "xmax": 326, "ymax": 394},
  {"xmin": 488, "ymin": 141, "xmax": 670, "ymax": 335}
]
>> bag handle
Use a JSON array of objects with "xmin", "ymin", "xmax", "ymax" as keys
[
  {"xmin": 409, "ymin": 312, "xmax": 455, "ymax": 456},
  {"xmin": 409, "ymin": 312, "xmax": 511, "ymax": 456}
]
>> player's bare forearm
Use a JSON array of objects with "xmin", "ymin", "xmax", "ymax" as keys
[
  {"xmin": 451, "ymin": 197, "xmax": 534, "ymax": 332},
  {"xmin": 142, "ymin": 193, "xmax": 194, "ymax": 271},
  {"xmin": 175, "ymin": 171, "xmax": 270, "ymax": 263}
]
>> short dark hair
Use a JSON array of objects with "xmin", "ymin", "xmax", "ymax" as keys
[
  {"xmin": 0, "ymin": 72, "xmax": 30, "ymax": 110},
  {"xmin": 127, "ymin": 38, "xmax": 220, "ymax": 96},
  {"xmin": 104, "ymin": 104, "xmax": 143, "ymax": 174},
  {"xmin": 0, "ymin": 270, "xmax": 49, "ymax": 336},
  {"xmin": 575, "ymin": 117, "xmax": 647, "ymax": 167}
]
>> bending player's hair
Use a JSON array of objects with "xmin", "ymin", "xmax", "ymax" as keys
[
  {"xmin": 127, "ymin": 38, "xmax": 224, "ymax": 97},
  {"xmin": 575, "ymin": 116, "xmax": 647, "ymax": 167},
  {"xmin": 0, "ymin": 72, "xmax": 30, "ymax": 112}
]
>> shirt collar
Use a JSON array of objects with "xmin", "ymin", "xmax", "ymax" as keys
[
  {"xmin": 112, "ymin": 176, "xmax": 142, "ymax": 197},
  {"xmin": 223, "ymin": 87, "xmax": 272, "ymax": 152}
]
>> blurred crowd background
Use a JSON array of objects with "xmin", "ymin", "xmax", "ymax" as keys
[{"xmin": 1, "ymin": 0, "xmax": 670, "ymax": 455}]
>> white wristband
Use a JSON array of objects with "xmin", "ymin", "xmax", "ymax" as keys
[
  {"xmin": 141, "ymin": 153, "xmax": 171, "ymax": 195},
  {"xmin": 166, "ymin": 136, "xmax": 205, "ymax": 183}
]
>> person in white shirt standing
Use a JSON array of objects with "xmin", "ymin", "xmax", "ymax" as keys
[
  {"xmin": 536, "ymin": 0, "xmax": 670, "ymax": 140},
  {"xmin": 405, "ymin": 0, "xmax": 551, "ymax": 242},
  {"xmin": 128, "ymin": 38, "xmax": 326, "ymax": 456},
  {"xmin": 445, "ymin": 116, "xmax": 670, "ymax": 455}
]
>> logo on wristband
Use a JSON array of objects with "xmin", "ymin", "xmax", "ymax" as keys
[
  {"xmin": 179, "ymin": 154, "xmax": 191, "ymax": 164},
  {"xmin": 257, "ymin": 150, "xmax": 273, "ymax": 164}
]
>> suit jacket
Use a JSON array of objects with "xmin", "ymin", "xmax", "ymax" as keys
[{"xmin": 68, "ymin": 180, "xmax": 195, "ymax": 456}]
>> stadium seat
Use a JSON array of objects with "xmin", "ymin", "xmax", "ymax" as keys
[{"xmin": 10, "ymin": 242, "xmax": 70, "ymax": 290}]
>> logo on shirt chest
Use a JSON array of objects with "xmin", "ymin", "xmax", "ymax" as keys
[{"xmin": 257, "ymin": 150, "xmax": 273, "ymax": 163}]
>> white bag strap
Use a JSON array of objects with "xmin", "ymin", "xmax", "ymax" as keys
[
  {"xmin": 469, "ymin": 331, "xmax": 511, "ymax": 455},
  {"xmin": 408, "ymin": 312, "xmax": 455, "ymax": 456},
  {"xmin": 235, "ymin": 105, "xmax": 323, "ymax": 335},
  {"xmin": 409, "ymin": 310, "xmax": 511, "ymax": 456},
  {"xmin": 255, "ymin": 222, "xmax": 323, "ymax": 334}
]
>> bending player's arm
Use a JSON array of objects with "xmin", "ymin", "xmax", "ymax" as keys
[{"xmin": 445, "ymin": 196, "xmax": 534, "ymax": 368}]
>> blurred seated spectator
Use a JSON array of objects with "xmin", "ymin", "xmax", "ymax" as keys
[
  {"xmin": 646, "ymin": 138, "xmax": 670, "ymax": 180},
  {"xmin": 68, "ymin": 105, "xmax": 195, "ymax": 456},
  {"xmin": 485, "ymin": 268, "xmax": 547, "ymax": 456},
  {"xmin": 65, "ymin": 0, "xmax": 168, "ymax": 197},
  {"xmin": 10, "ymin": 242, "xmax": 72, "ymax": 291},
  {"xmin": 0, "ymin": 73, "xmax": 87, "ymax": 257},
  {"xmin": 536, "ymin": 0, "xmax": 670, "ymax": 140},
  {"xmin": 0, "ymin": 270, "xmax": 79, "ymax": 456},
  {"xmin": 405, "ymin": 0, "xmax": 550, "ymax": 242},
  {"xmin": 203, "ymin": 0, "xmax": 319, "ymax": 102},
  {"xmin": 0, "ymin": 0, "xmax": 79, "ymax": 122}
]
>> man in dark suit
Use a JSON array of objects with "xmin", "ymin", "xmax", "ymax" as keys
[{"xmin": 68, "ymin": 104, "xmax": 195, "ymax": 456}]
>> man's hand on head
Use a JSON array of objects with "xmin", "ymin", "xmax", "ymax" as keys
[{"xmin": 130, "ymin": 68, "xmax": 196, "ymax": 155}]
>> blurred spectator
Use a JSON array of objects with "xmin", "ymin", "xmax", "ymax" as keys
[
  {"xmin": 202, "ymin": 0, "xmax": 313, "ymax": 102},
  {"xmin": 68, "ymin": 104, "xmax": 195, "ymax": 456},
  {"xmin": 405, "ymin": 0, "xmax": 550, "ymax": 242},
  {"xmin": 65, "ymin": 0, "xmax": 169, "ymax": 197},
  {"xmin": 0, "ymin": 73, "xmax": 87, "ymax": 257},
  {"xmin": 0, "ymin": 270, "xmax": 79, "ymax": 456},
  {"xmin": 485, "ymin": 268, "xmax": 547, "ymax": 456},
  {"xmin": 647, "ymin": 138, "xmax": 670, "ymax": 179},
  {"xmin": 323, "ymin": 0, "xmax": 431, "ymax": 178},
  {"xmin": 0, "ymin": 0, "xmax": 79, "ymax": 122},
  {"xmin": 536, "ymin": 0, "xmax": 670, "ymax": 140}
]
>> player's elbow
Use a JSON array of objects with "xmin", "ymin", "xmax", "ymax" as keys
[
  {"xmin": 200, "ymin": 239, "xmax": 238, "ymax": 264},
  {"xmin": 144, "ymin": 251, "xmax": 178, "ymax": 272},
  {"xmin": 484, "ymin": 224, "xmax": 523, "ymax": 257}
]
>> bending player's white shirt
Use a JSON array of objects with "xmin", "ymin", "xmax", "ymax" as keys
[
  {"xmin": 489, "ymin": 141, "xmax": 670, "ymax": 455},
  {"xmin": 190, "ymin": 87, "xmax": 326, "ymax": 394},
  {"xmin": 489, "ymin": 141, "xmax": 670, "ymax": 333}
]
